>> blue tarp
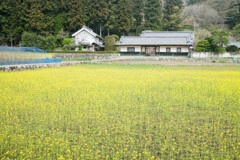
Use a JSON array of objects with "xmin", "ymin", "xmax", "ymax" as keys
[
  {"xmin": 0, "ymin": 58, "xmax": 62, "ymax": 66},
  {"xmin": 0, "ymin": 47, "xmax": 62, "ymax": 65}
]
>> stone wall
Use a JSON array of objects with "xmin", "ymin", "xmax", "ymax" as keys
[
  {"xmin": 191, "ymin": 52, "xmax": 240, "ymax": 58},
  {"xmin": 52, "ymin": 53, "xmax": 120, "ymax": 60},
  {"xmin": 0, "ymin": 61, "xmax": 105, "ymax": 72}
]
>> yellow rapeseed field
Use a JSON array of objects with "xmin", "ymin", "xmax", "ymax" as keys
[{"xmin": 0, "ymin": 64, "xmax": 240, "ymax": 159}]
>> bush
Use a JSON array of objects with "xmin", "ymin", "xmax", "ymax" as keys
[
  {"xmin": 78, "ymin": 45, "xmax": 82, "ymax": 51},
  {"xmin": 22, "ymin": 32, "xmax": 57, "ymax": 51},
  {"xmin": 63, "ymin": 44, "xmax": 75, "ymax": 51},
  {"xmin": 215, "ymin": 47, "xmax": 226, "ymax": 53},
  {"xmin": 105, "ymin": 36, "xmax": 115, "ymax": 51},
  {"xmin": 226, "ymin": 45, "xmax": 239, "ymax": 52},
  {"xmin": 42, "ymin": 36, "xmax": 57, "ymax": 50},
  {"xmin": 111, "ymin": 34, "xmax": 120, "ymax": 42},
  {"xmin": 196, "ymin": 40, "xmax": 211, "ymax": 52},
  {"xmin": 62, "ymin": 38, "xmax": 73, "ymax": 46},
  {"xmin": 51, "ymin": 51, "xmax": 119, "ymax": 54},
  {"xmin": 22, "ymin": 32, "xmax": 42, "ymax": 48}
]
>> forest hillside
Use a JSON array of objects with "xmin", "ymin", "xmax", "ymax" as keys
[{"xmin": 0, "ymin": 0, "xmax": 240, "ymax": 46}]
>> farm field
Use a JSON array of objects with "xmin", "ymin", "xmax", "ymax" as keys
[{"xmin": 0, "ymin": 64, "xmax": 240, "ymax": 159}]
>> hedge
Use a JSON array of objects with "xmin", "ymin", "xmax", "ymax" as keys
[{"xmin": 50, "ymin": 51, "xmax": 119, "ymax": 54}]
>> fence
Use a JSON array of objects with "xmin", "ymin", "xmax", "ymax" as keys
[{"xmin": 0, "ymin": 46, "xmax": 62, "ymax": 65}]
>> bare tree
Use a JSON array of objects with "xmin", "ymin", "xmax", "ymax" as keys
[{"xmin": 182, "ymin": 3, "xmax": 224, "ymax": 28}]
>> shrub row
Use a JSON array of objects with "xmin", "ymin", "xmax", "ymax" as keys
[
  {"xmin": 22, "ymin": 32, "xmax": 57, "ymax": 50},
  {"xmin": 51, "ymin": 51, "xmax": 119, "ymax": 54}
]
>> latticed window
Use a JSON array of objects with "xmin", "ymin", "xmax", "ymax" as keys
[
  {"xmin": 166, "ymin": 48, "xmax": 171, "ymax": 52},
  {"xmin": 177, "ymin": 48, "xmax": 181, "ymax": 52},
  {"xmin": 127, "ymin": 47, "xmax": 135, "ymax": 52}
]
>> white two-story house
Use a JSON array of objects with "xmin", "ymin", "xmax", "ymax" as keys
[{"xmin": 72, "ymin": 26, "xmax": 104, "ymax": 51}]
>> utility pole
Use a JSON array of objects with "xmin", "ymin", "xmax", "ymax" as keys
[
  {"xmin": 193, "ymin": 18, "xmax": 196, "ymax": 34},
  {"xmin": 10, "ymin": 36, "xmax": 13, "ymax": 47},
  {"xmin": 100, "ymin": 26, "xmax": 102, "ymax": 37}
]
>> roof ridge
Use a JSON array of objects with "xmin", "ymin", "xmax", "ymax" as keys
[
  {"xmin": 142, "ymin": 31, "xmax": 193, "ymax": 33},
  {"xmin": 121, "ymin": 36, "xmax": 189, "ymax": 38}
]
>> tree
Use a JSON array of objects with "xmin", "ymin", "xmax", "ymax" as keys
[
  {"xmin": 0, "ymin": 0, "xmax": 27, "ymax": 45},
  {"xmin": 233, "ymin": 24, "xmax": 240, "ymax": 34},
  {"xmin": 87, "ymin": 0, "xmax": 109, "ymax": 32},
  {"xmin": 133, "ymin": 0, "xmax": 144, "ymax": 27},
  {"xmin": 111, "ymin": 34, "xmax": 120, "ymax": 42},
  {"xmin": 163, "ymin": 0, "xmax": 183, "ymax": 31},
  {"xmin": 56, "ymin": 29, "xmax": 69, "ymax": 47},
  {"xmin": 104, "ymin": 0, "xmax": 117, "ymax": 35},
  {"xmin": 105, "ymin": 36, "xmax": 115, "ymax": 51},
  {"xmin": 205, "ymin": 37, "xmax": 218, "ymax": 52},
  {"xmin": 144, "ymin": 0, "xmax": 162, "ymax": 30},
  {"xmin": 196, "ymin": 40, "xmax": 211, "ymax": 52},
  {"xmin": 187, "ymin": 0, "xmax": 205, "ymax": 5},
  {"xmin": 22, "ymin": 32, "xmax": 57, "ymax": 50},
  {"xmin": 22, "ymin": 32, "xmax": 43, "ymax": 49},
  {"xmin": 182, "ymin": 3, "xmax": 222, "ymax": 28},
  {"xmin": 115, "ymin": 0, "xmax": 133, "ymax": 34},
  {"xmin": 25, "ymin": 0, "xmax": 56, "ymax": 36},
  {"xmin": 54, "ymin": 14, "xmax": 64, "ymax": 36},
  {"xmin": 226, "ymin": 45, "xmax": 239, "ymax": 52},
  {"xmin": 201, "ymin": 30, "xmax": 230, "ymax": 53},
  {"xmin": 211, "ymin": 30, "xmax": 229, "ymax": 47},
  {"xmin": 65, "ymin": 0, "xmax": 86, "ymax": 33}
]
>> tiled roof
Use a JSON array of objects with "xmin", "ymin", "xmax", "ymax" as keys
[{"xmin": 116, "ymin": 31, "xmax": 194, "ymax": 46}]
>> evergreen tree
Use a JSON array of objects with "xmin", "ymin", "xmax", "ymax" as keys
[
  {"xmin": 0, "ymin": 0, "xmax": 27, "ymax": 45},
  {"xmin": 144, "ymin": 0, "xmax": 162, "ymax": 30},
  {"xmin": 104, "ymin": 0, "xmax": 117, "ymax": 35},
  {"xmin": 187, "ymin": 0, "xmax": 205, "ymax": 5},
  {"xmin": 211, "ymin": 30, "xmax": 229, "ymax": 48},
  {"xmin": 25, "ymin": 1, "xmax": 49, "ymax": 35},
  {"xmin": 163, "ymin": 0, "xmax": 183, "ymax": 31},
  {"xmin": 87, "ymin": 0, "xmax": 109, "ymax": 32},
  {"xmin": 54, "ymin": 14, "xmax": 64, "ymax": 36},
  {"xmin": 65, "ymin": 0, "xmax": 86, "ymax": 33},
  {"xmin": 196, "ymin": 40, "xmax": 211, "ymax": 52},
  {"xmin": 115, "ymin": 0, "xmax": 133, "ymax": 35},
  {"xmin": 227, "ymin": 3, "xmax": 240, "ymax": 29},
  {"xmin": 133, "ymin": 0, "xmax": 144, "ymax": 27}
]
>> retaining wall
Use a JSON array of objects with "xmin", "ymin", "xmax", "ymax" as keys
[
  {"xmin": 52, "ymin": 53, "xmax": 120, "ymax": 60},
  {"xmin": 0, "ymin": 61, "xmax": 105, "ymax": 72},
  {"xmin": 191, "ymin": 52, "xmax": 240, "ymax": 58}
]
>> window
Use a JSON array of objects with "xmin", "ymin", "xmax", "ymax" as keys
[
  {"xmin": 166, "ymin": 47, "xmax": 171, "ymax": 52},
  {"xmin": 83, "ymin": 45, "xmax": 87, "ymax": 49},
  {"xmin": 177, "ymin": 48, "xmax": 181, "ymax": 52},
  {"xmin": 127, "ymin": 47, "xmax": 135, "ymax": 52}
]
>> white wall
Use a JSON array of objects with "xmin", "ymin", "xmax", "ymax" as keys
[
  {"xmin": 119, "ymin": 46, "xmax": 142, "ymax": 52},
  {"xmin": 119, "ymin": 46, "xmax": 189, "ymax": 52},
  {"xmin": 160, "ymin": 46, "xmax": 189, "ymax": 52},
  {"xmin": 74, "ymin": 30, "xmax": 95, "ymax": 46},
  {"xmin": 191, "ymin": 52, "xmax": 240, "ymax": 58}
]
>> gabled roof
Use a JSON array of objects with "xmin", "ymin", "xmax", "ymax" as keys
[
  {"xmin": 116, "ymin": 31, "xmax": 194, "ymax": 46},
  {"xmin": 141, "ymin": 31, "xmax": 194, "ymax": 37},
  {"xmin": 141, "ymin": 31, "xmax": 194, "ymax": 43},
  {"xmin": 72, "ymin": 26, "xmax": 103, "ymax": 40},
  {"xmin": 229, "ymin": 41, "xmax": 240, "ymax": 48}
]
